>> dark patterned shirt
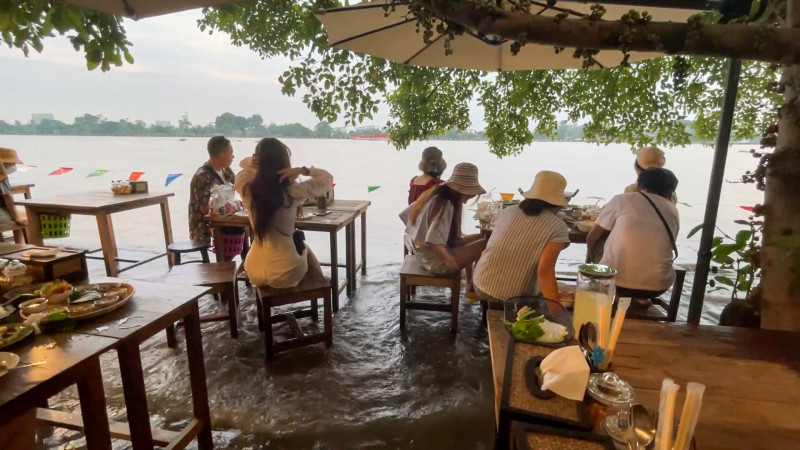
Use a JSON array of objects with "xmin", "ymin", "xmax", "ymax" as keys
[{"xmin": 188, "ymin": 162, "xmax": 235, "ymax": 240}]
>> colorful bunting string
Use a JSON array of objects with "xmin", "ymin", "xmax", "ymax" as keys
[
  {"xmin": 49, "ymin": 167, "xmax": 72, "ymax": 176},
  {"xmin": 129, "ymin": 171, "xmax": 145, "ymax": 181},
  {"xmin": 367, "ymin": 186, "xmax": 381, "ymax": 193},
  {"xmin": 165, "ymin": 173, "xmax": 183, "ymax": 187},
  {"xmin": 87, "ymin": 169, "xmax": 108, "ymax": 178}
]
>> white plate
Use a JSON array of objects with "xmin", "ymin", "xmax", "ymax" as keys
[
  {"xmin": 0, "ymin": 352, "xmax": 19, "ymax": 377},
  {"xmin": 234, "ymin": 210, "xmax": 249, "ymax": 217}
]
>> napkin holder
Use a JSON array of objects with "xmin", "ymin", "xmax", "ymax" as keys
[{"xmin": 129, "ymin": 180, "xmax": 148, "ymax": 193}]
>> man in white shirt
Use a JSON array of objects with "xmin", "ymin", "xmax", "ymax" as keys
[{"xmin": 587, "ymin": 168, "xmax": 680, "ymax": 300}]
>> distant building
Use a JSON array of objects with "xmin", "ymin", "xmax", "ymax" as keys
[
  {"xmin": 31, "ymin": 113, "xmax": 54, "ymax": 124},
  {"xmin": 155, "ymin": 120, "xmax": 171, "ymax": 127}
]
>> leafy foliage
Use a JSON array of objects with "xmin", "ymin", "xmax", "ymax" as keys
[
  {"xmin": 0, "ymin": 0, "xmax": 132, "ymax": 70},
  {"xmin": 0, "ymin": 0, "xmax": 783, "ymax": 156}
]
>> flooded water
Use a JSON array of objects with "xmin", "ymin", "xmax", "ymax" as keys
[{"xmin": 0, "ymin": 135, "xmax": 758, "ymax": 448}]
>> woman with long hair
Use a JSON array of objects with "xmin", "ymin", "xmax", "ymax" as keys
[
  {"xmin": 408, "ymin": 146, "xmax": 446, "ymax": 204},
  {"xmin": 234, "ymin": 138, "xmax": 333, "ymax": 288},
  {"xmin": 473, "ymin": 171, "xmax": 571, "ymax": 302},
  {"xmin": 400, "ymin": 162, "xmax": 487, "ymax": 294}
]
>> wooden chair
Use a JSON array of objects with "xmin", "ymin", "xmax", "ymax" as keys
[
  {"xmin": 255, "ymin": 270, "xmax": 333, "ymax": 363},
  {"xmin": 0, "ymin": 221, "xmax": 27, "ymax": 244},
  {"xmin": 163, "ymin": 261, "xmax": 239, "ymax": 346},
  {"xmin": 167, "ymin": 239, "xmax": 211, "ymax": 267},
  {"xmin": 399, "ymin": 255, "xmax": 462, "ymax": 333},
  {"xmin": 626, "ymin": 266, "xmax": 687, "ymax": 322}
]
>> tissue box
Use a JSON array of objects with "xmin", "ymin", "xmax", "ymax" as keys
[
  {"xmin": 129, "ymin": 180, "xmax": 148, "ymax": 193},
  {"xmin": 3, "ymin": 248, "xmax": 88, "ymax": 283}
]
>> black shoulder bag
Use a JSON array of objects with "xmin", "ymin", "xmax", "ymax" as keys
[{"xmin": 639, "ymin": 192, "xmax": 678, "ymax": 260}]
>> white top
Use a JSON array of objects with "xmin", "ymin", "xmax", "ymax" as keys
[
  {"xmin": 399, "ymin": 198, "xmax": 454, "ymax": 247},
  {"xmin": 595, "ymin": 192, "xmax": 680, "ymax": 291},
  {"xmin": 473, "ymin": 208, "xmax": 570, "ymax": 301},
  {"xmin": 235, "ymin": 158, "xmax": 333, "ymax": 288}
]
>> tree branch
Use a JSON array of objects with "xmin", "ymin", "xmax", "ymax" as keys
[{"xmin": 417, "ymin": 0, "xmax": 800, "ymax": 65}]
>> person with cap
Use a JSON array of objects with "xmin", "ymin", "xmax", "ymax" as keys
[
  {"xmin": 472, "ymin": 171, "xmax": 571, "ymax": 302},
  {"xmin": 408, "ymin": 146, "xmax": 447, "ymax": 204},
  {"xmin": 624, "ymin": 146, "xmax": 677, "ymax": 203},
  {"xmin": 399, "ymin": 162, "xmax": 487, "ymax": 292},
  {"xmin": 588, "ymin": 168, "xmax": 680, "ymax": 303},
  {"xmin": 0, "ymin": 148, "xmax": 27, "ymax": 227}
]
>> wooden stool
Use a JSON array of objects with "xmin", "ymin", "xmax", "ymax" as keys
[
  {"xmin": 627, "ymin": 267, "xmax": 687, "ymax": 322},
  {"xmin": 163, "ymin": 261, "xmax": 239, "ymax": 346},
  {"xmin": 167, "ymin": 239, "xmax": 211, "ymax": 267},
  {"xmin": 255, "ymin": 270, "xmax": 333, "ymax": 363},
  {"xmin": 399, "ymin": 255, "xmax": 462, "ymax": 333}
]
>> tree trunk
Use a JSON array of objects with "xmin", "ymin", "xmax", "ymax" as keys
[
  {"xmin": 421, "ymin": 0, "xmax": 800, "ymax": 64},
  {"xmin": 761, "ymin": 0, "xmax": 800, "ymax": 331}
]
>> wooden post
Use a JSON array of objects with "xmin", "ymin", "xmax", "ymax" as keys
[
  {"xmin": 184, "ymin": 302, "xmax": 213, "ymax": 449},
  {"xmin": 95, "ymin": 212, "xmax": 119, "ymax": 277},
  {"xmin": 160, "ymin": 199, "xmax": 175, "ymax": 266}
]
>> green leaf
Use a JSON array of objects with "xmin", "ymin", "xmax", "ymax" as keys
[
  {"xmin": 687, "ymin": 223, "xmax": 704, "ymax": 239},
  {"xmin": 735, "ymin": 230, "xmax": 753, "ymax": 245},
  {"xmin": 714, "ymin": 276, "xmax": 735, "ymax": 287},
  {"xmin": 123, "ymin": 51, "xmax": 134, "ymax": 64}
]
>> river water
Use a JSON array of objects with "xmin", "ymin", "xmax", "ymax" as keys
[{"xmin": 1, "ymin": 135, "xmax": 760, "ymax": 449}]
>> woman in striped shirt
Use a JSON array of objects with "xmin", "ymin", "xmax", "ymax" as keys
[{"xmin": 473, "ymin": 171, "xmax": 571, "ymax": 302}]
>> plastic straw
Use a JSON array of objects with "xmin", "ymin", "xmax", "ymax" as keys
[
  {"xmin": 674, "ymin": 382, "xmax": 706, "ymax": 450},
  {"xmin": 656, "ymin": 379, "xmax": 679, "ymax": 450},
  {"xmin": 600, "ymin": 297, "xmax": 630, "ymax": 369},
  {"xmin": 597, "ymin": 302, "xmax": 608, "ymax": 348}
]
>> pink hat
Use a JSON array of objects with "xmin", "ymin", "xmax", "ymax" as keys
[{"xmin": 444, "ymin": 162, "xmax": 485, "ymax": 196}]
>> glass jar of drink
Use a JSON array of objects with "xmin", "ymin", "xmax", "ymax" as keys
[{"xmin": 573, "ymin": 264, "xmax": 616, "ymax": 334}]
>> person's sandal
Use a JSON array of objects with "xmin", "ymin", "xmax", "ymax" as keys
[{"xmin": 466, "ymin": 289, "xmax": 480, "ymax": 304}]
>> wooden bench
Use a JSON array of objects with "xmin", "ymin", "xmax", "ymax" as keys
[
  {"xmin": 163, "ymin": 261, "xmax": 239, "ymax": 345},
  {"xmin": 626, "ymin": 267, "xmax": 687, "ymax": 322},
  {"xmin": 167, "ymin": 239, "xmax": 211, "ymax": 267},
  {"xmin": 255, "ymin": 270, "xmax": 333, "ymax": 363},
  {"xmin": 399, "ymin": 255, "xmax": 462, "ymax": 333}
]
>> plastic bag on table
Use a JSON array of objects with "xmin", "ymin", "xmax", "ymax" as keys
[{"xmin": 209, "ymin": 184, "xmax": 244, "ymax": 216}]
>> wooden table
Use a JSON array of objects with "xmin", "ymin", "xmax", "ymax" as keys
[
  {"xmin": 18, "ymin": 191, "xmax": 175, "ymax": 277},
  {"xmin": 21, "ymin": 278, "xmax": 214, "ymax": 450},
  {"xmin": 208, "ymin": 208, "xmax": 361, "ymax": 311},
  {"xmin": 11, "ymin": 183, "xmax": 34, "ymax": 200},
  {"xmin": 325, "ymin": 200, "xmax": 371, "ymax": 276},
  {"xmin": 0, "ymin": 242, "xmax": 35, "ymax": 255},
  {"xmin": 0, "ymin": 332, "xmax": 116, "ymax": 450},
  {"xmin": 487, "ymin": 310, "xmax": 800, "ymax": 449}
]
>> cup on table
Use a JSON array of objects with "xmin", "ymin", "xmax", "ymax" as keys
[{"xmin": 317, "ymin": 195, "xmax": 327, "ymax": 211}]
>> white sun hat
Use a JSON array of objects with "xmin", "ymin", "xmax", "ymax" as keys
[
  {"xmin": 522, "ymin": 171, "xmax": 568, "ymax": 206},
  {"xmin": 635, "ymin": 146, "xmax": 666, "ymax": 170}
]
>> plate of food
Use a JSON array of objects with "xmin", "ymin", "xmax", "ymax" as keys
[
  {"xmin": 0, "ymin": 323, "xmax": 34, "ymax": 350},
  {"xmin": 35, "ymin": 280, "xmax": 74, "ymax": 305},
  {"xmin": 503, "ymin": 296, "xmax": 574, "ymax": 347},
  {"xmin": 20, "ymin": 282, "xmax": 135, "ymax": 321}
]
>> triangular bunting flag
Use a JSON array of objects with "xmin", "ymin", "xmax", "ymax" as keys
[
  {"xmin": 367, "ymin": 186, "xmax": 381, "ymax": 193},
  {"xmin": 129, "ymin": 171, "xmax": 145, "ymax": 181},
  {"xmin": 49, "ymin": 167, "xmax": 72, "ymax": 175},
  {"xmin": 87, "ymin": 169, "xmax": 108, "ymax": 178},
  {"xmin": 165, "ymin": 173, "xmax": 182, "ymax": 187}
]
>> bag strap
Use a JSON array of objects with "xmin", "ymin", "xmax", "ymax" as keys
[{"xmin": 639, "ymin": 192, "xmax": 678, "ymax": 260}]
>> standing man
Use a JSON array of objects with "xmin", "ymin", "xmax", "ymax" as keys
[{"xmin": 188, "ymin": 136, "xmax": 235, "ymax": 241}]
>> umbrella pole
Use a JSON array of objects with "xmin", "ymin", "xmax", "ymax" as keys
[{"xmin": 687, "ymin": 58, "xmax": 742, "ymax": 324}]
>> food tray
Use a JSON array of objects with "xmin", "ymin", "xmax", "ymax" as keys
[{"xmin": 20, "ymin": 282, "xmax": 135, "ymax": 321}]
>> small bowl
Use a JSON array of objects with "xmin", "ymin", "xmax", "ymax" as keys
[
  {"xmin": 0, "ymin": 352, "xmax": 20, "ymax": 376},
  {"xmin": 499, "ymin": 192, "xmax": 514, "ymax": 202},
  {"xmin": 20, "ymin": 298, "xmax": 48, "ymax": 315},
  {"xmin": 576, "ymin": 220, "xmax": 595, "ymax": 233},
  {"xmin": 46, "ymin": 287, "xmax": 74, "ymax": 306},
  {"xmin": 94, "ymin": 295, "xmax": 120, "ymax": 307}
]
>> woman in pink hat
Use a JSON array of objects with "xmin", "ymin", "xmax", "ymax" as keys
[{"xmin": 400, "ymin": 162, "xmax": 487, "ymax": 295}]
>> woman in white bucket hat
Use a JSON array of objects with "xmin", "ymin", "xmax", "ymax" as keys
[
  {"xmin": 400, "ymin": 162, "xmax": 487, "ymax": 292},
  {"xmin": 624, "ymin": 146, "xmax": 677, "ymax": 203},
  {"xmin": 473, "ymin": 171, "xmax": 571, "ymax": 302},
  {"xmin": 0, "ymin": 147, "xmax": 27, "ymax": 227}
]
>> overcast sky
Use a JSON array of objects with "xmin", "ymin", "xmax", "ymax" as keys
[{"xmin": 1, "ymin": 9, "xmax": 381, "ymax": 128}]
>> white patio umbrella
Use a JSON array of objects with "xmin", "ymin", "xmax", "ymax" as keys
[
  {"xmin": 316, "ymin": 0, "xmax": 700, "ymax": 71},
  {"xmin": 63, "ymin": 0, "xmax": 237, "ymax": 19}
]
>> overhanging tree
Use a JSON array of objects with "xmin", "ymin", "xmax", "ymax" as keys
[{"xmin": 2, "ymin": 0, "xmax": 799, "ymax": 330}]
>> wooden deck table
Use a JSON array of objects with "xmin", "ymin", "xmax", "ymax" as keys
[
  {"xmin": 486, "ymin": 310, "xmax": 800, "ymax": 450},
  {"xmin": 32, "ymin": 278, "xmax": 214, "ymax": 450},
  {"xmin": 0, "ymin": 332, "xmax": 116, "ymax": 450},
  {"xmin": 18, "ymin": 191, "xmax": 175, "ymax": 277},
  {"xmin": 208, "ymin": 207, "xmax": 361, "ymax": 311},
  {"xmin": 325, "ymin": 200, "xmax": 371, "ymax": 276},
  {"xmin": 0, "ymin": 242, "xmax": 36, "ymax": 255}
]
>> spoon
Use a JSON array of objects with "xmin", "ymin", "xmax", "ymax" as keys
[{"xmin": 632, "ymin": 404, "xmax": 657, "ymax": 449}]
